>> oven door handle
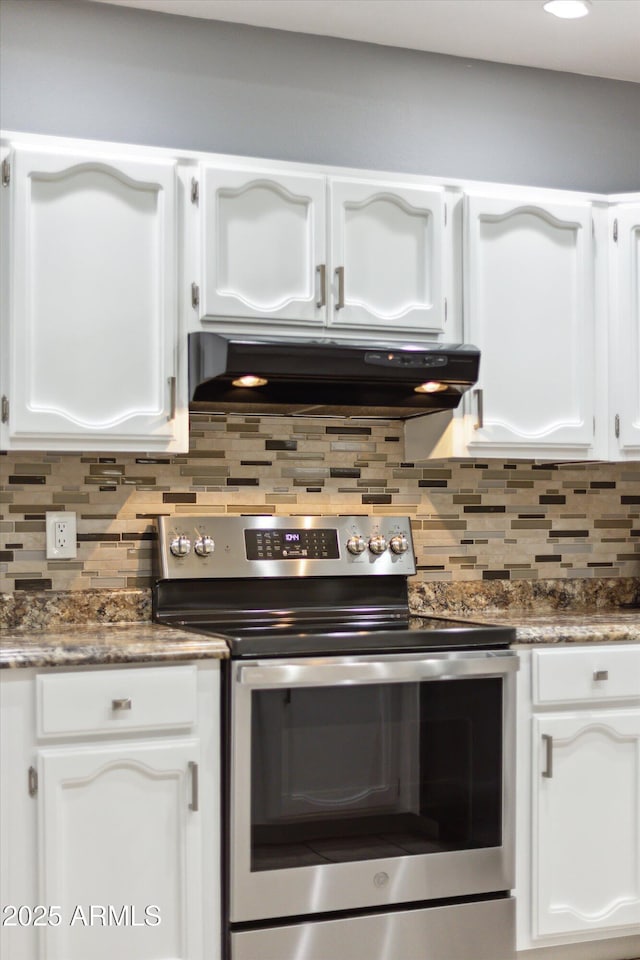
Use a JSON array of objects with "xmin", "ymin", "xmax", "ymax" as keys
[{"xmin": 236, "ymin": 653, "xmax": 518, "ymax": 688}]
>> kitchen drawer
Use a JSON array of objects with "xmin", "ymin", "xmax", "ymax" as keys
[
  {"xmin": 36, "ymin": 665, "xmax": 198, "ymax": 737},
  {"xmin": 532, "ymin": 645, "xmax": 640, "ymax": 705}
]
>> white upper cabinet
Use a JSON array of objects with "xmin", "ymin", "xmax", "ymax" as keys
[
  {"xmin": 0, "ymin": 143, "xmax": 187, "ymax": 452},
  {"xmin": 461, "ymin": 192, "xmax": 600, "ymax": 459},
  {"xmin": 328, "ymin": 179, "xmax": 447, "ymax": 335},
  {"xmin": 2, "ymin": 133, "xmax": 638, "ymax": 460},
  {"xmin": 609, "ymin": 200, "xmax": 640, "ymax": 459},
  {"xmin": 194, "ymin": 161, "xmax": 452, "ymax": 340},
  {"xmin": 199, "ymin": 167, "xmax": 326, "ymax": 327}
]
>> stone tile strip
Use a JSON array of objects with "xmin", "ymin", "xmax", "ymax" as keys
[{"xmin": 1, "ymin": 416, "xmax": 640, "ymax": 593}]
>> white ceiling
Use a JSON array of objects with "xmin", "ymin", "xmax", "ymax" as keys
[{"xmin": 88, "ymin": 0, "xmax": 640, "ymax": 83}]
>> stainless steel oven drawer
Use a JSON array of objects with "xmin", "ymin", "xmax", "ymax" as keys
[{"xmin": 230, "ymin": 895, "xmax": 515, "ymax": 960}]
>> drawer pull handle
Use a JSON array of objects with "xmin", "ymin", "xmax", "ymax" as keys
[
  {"xmin": 189, "ymin": 761, "xmax": 199, "ymax": 812},
  {"xmin": 542, "ymin": 734, "xmax": 553, "ymax": 779},
  {"xmin": 112, "ymin": 698, "xmax": 132, "ymax": 711},
  {"xmin": 593, "ymin": 670, "xmax": 609, "ymax": 681}
]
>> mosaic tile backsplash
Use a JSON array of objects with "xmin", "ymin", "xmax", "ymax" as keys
[{"xmin": 1, "ymin": 413, "xmax": 639, "ymax": 595}]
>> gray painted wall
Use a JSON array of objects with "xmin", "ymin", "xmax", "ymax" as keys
[{"xmin": 1, "ymin": 0, "xmax": 639, "ymax": 192}]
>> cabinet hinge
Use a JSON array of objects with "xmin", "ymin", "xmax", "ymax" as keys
[
  {"xmin": 1, "ymin": 158, "xmax": 9, "ymax": 187},
  {"xmin": 613, "ymin": 218, "xmax": 618, "ymax": 242},
  {"xmin": 444, "ymin": 297, "xmax": 448, "ymax": 323},
  {"xmin": 28, "ymin": 766, "xmax": 37, "ymax": 797},
  {"xmin": 593, "ymin": 416, "xmax": 596, "ymax": 435},
  {"xmin": 190, "ymin": 177, "xmax": 199, "ymax": 205},
  {"xmin": 191, "ymin": 282, "xmax": 200, "ymax": 309},
  {"xmin": 1, "ymin": 395, "xmax": 8, "ymax": 424},
  {"xmin": 615, "ymin": 413, "xmax": 620, "ymax": 438}
]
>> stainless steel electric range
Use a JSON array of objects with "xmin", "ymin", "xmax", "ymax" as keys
[{"xmin": 153, "ymin": 515, "xmax": 518, "ymax": 960}]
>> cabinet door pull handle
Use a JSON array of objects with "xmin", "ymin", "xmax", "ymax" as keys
[
  {"xmin": 335, "ymin": 266, "xmax": 345, "ymax": 310},
  {"xmin": 28, "ymin": 766, "xmax": 38, "ymax": 797},
  {"xmin": 316, "ymin": 264, "xmax": 327, "ymax": 308},
  {"xmin": 593, "ymin": 670, "xmax": 609, "ymax": 681},
  {"xmin": 112, "ymin": 698, "xmax": 132, "ymax": 711},
  {"xmin": 473, "ymin": 388, "xmax": 484, "ymax": 430},
  {"xmin": 167, "ymin": 376, "xmax": 177, "ymax": 422},
  {"xmin": 188, "ymin": 761, "xmax": 199, "ymax": 812},
  {"xmin": 542, "ymin": 734, "xmax": 553, "ymax": 779}
]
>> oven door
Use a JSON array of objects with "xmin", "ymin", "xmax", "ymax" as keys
[{"xmin": 229, "ymin": 649, "xmax": 518, "ymax": 923}]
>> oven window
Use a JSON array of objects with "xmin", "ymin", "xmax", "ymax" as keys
[{"xmin": 250, "ymin": 678, "xmax": 503, "ymax": 871}]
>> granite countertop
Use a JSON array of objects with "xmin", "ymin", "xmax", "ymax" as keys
[
  {"xmin": 456, "ymin": 609, "xmax": 640, "ymax": 645},
  {"xmin": 0, "ymin": 622, "xmax": 229, "ymax": 669},
  {"xmin": 1, "ymin": 608, "xmax": 639, "ymax": 670}
]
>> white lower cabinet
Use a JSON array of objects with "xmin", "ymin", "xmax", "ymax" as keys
[
  {"xmin": 38, "ymin": 740, "xmax": 202, "ymax": 960},
  {"xmin": 0, "ymin": 661, "xmax": 220, "ymax": 960},
  {"xmin": 533, "ymin": 711, "xmax": 640, "ymax": 940},
  {"xmin": 517, "ymin": 646, "xmax": 640, "ymax": 958}
]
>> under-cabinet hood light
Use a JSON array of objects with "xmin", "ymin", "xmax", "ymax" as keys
[
  {"xmin": 189, "ymin": 332, "xmax": 480, "ymax": 421},
  {"xmin": 232, "ymin": 375, "xmax": 268, "ymax": 388},
  {"xmin": 543, "ymin": 0, "xmax": 591, "ymax": 19},
  {"xmin": 414, "ymin": 381, "xmax": 448, "ymax": 394}
]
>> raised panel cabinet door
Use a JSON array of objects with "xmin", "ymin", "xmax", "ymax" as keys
[
  {"xmin": 0, "ymin": 670, "xmax": 39, "ymax": 960},
  {"xmin": 463, "ymin": 194, "xmax": 596, "ymax": 457},
  {"xmin": 37, "ymin": 740, "xmax": 203, "ymax": 960},
  {"xmin": 200, "ymin": 167, "xmax": 327, "ymax": 326},
  {"xmin": 329, "ymin": 179, "xmax": 447, "ymax": 335},
  {"xmin": 0, "ymin": 143, "xmax": 10, "ymax": 438},
  {"xmin": 3, "ymin": 146, "xmax": 183, "ymax": 451},
  {"xmin": 611, "ymin": 202, "xmax": 640, "ymax": 458},
  {"xmin": 532, "ymin": 713, "xmax": 640, "ymax": 940}
]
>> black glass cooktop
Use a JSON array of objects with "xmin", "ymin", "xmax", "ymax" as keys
[
  {"xmin": 153, "ymin": 576, "xmax": 515, "ymax": 658},
  {"xmin": 176, "ymin": 614, "xmax": 515, "ymax": 658}
]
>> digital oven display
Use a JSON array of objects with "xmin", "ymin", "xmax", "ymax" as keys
[{"xmin": 245, "ymin": 528, "xmax": 340, "ymax": 560}]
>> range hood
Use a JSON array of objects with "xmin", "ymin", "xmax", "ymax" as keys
[{"xmin": 188, "ymin": 332, "xmax": 480, "ymax": 420}]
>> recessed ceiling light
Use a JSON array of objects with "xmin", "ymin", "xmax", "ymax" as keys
[{"xmin": 543, "ymin": 0, "xmax": 592, "ymax": 19}]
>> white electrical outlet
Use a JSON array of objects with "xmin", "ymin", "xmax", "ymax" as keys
[{"xmin": 46, "ymin": 511, "xmax": 77, "ymax": 560}]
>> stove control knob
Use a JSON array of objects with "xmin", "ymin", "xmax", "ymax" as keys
[
  {"xmin": 389, "ymin": 534, "xmax": 409, "ymax": 555},
  {"xmin": 194, "ymin": 535, "xmax": 215, "ymax": 557},
  {"xmin": 169, "ymin": 535, "xmax": 191, "ymax": 558},
  {"xmin": 368, "ymin": 535, "xmax": 388, "ymax": 555},
  {"xmin": 346, "ymin": 535, "xmax": 367, "ymax": 555}
]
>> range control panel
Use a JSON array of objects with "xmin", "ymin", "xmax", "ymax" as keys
[
  {"xmin": 156, "ymin": 516, "xmax": 416, "ymax": 579},
  {"xmin": 245, "ymin": 528, "xmax": 340, "ymax": 561}
]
